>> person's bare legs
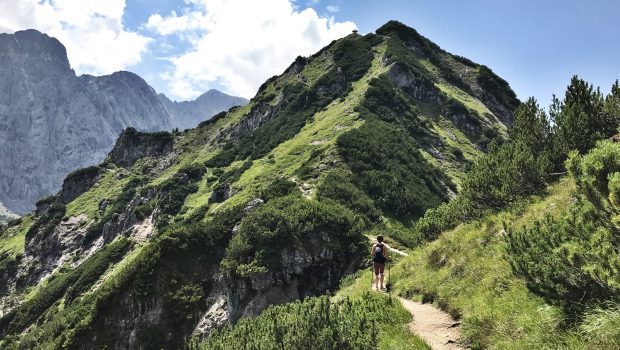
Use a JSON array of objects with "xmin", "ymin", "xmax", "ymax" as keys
[
  {"xmin": 374, "ymin": 273, "xmax": 379, "ymax": 290},
  {"xmin": 380, "ymin": 273, "xmax": 384, "ymax": 289}
]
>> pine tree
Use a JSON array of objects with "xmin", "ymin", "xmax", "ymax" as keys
[
  {"xmin": 604, "ymin": 80, "xmax": 620, "ymax": 133},
  {"xmin": 509, "ymin": 97, "xmax": 552, "ymax": 156},
  {"xmin": 554, "ymin": 75, "xmax": 606, "ymax": 154}
]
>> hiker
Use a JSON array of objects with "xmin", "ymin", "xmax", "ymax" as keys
[{"xmin": 371, "ymin": 236, "xmax": 389, "ymax": 291}]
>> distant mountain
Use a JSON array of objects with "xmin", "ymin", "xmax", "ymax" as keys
[
  {"xmin": 0, "ymin": 29, "xmax": 246, "ymax": 215},
  {"xmin": 160, "ymin": 90, "xmax": 248, "ymax": 130}
]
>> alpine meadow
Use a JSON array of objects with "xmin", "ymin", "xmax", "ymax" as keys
[{"xmin": 0, "ymin": 8, "xmax": 619, "ymax": 350}]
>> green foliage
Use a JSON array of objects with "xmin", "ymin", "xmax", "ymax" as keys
[
  {"xmin": 461, "ymin": 141, "xmax": 549, "ymax": 209},
  {"xmin": 35, "ymin": 195, "xmax": 58, "ymax": 208},
  {"xmin": 580, "ymin": 304, "xmax": 620, "ymax": 348},
  {"xmin": 222, "ymin": 196, "xmax": 365, "ymax": 277},
  {"xmin": 260, "ymin": 178, "xmax": 299, "ymax": 202},
  {"xmin": 603, "ymin": 80, "xmax": 620, "ymax": 131},
  {"xmin": 324, "ymin": 34, "xmax": 373, "ymax": 83},
  {"xmin": 217, "ymin": 160, "xmax": 253, "ymax": 185},
  {"xmin": 317, "ymin": 170, "xmax": 381, "ymax": 222},
  {"xmin": 206, "ymin": 36, "xmax": 374, "ymax": 169},
  {"xmin": 507, "ymin": 141, "xmax": 620, "ymax": 316},
  {"xmin": 25, "ymin": 202, "xmax": 66, "ymax": 241},
  {"xmin": 337, "ymin": 118, "xmax": 447, "ymax": 218},
  {"xmin": 417, "ymin": 99, "xmax": 554, "ymax": 240},
  {"xmin": 133, "ymin": 200, "xmax": 155, "ymax": 220},
  {"xmin": 82, "ymin": 176, "xmax": 146, "ymax": 245},
  {"xmin": 159, "ymin": 179, "xmax": 198, "ymax": 216},
  {"xmin": 393, "ymin": 180, "xmax": 584, "ymax": 349},
  {"xmin": 377, "ymin": 20, "xmax": 473, "ymax": 94},
  {"xmin": 191, "ymin": 293, "xmax": 425, "ymax": 350},
  {"xmin": 1, "ymin": 238, "xmax": 129, "ymax": 335},
  {"xmin": 509, "ymin": 97, "xmax": 553, "ymax": 156},
  {"xmin": 552, "ymin": 76, "xmax": 612, "ymax": 155},
  {"xmin": 361, "ymin": 76, "xmax": 429, "ymax": 137},
  {"xmin": 477, "ymin": 65, "xmax": 520, "ymax": 110},
  {"xmin": 64, "ymin": 165, "xmax": 101, "ymax": 182}
]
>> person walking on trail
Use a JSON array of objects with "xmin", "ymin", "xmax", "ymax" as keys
[{"xmin": 371, "ymin": 236, "xmax": 389, "ymax": 291}]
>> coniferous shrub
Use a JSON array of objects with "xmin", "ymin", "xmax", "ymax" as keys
[
  {"xmin": 507, "ymin": 141, "xmax": 620, "ymax": 316},
  {"xmin": 190, "ymin": 293, "xmax": 411, "ymax": 350},
  {"xmin": 222, "ymin": 195, "xmax": 365, "ymax": 277}
]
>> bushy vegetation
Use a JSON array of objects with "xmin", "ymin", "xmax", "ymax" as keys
[
  {"xmin": 507, "ymin": 140, "xmax": 620, "ymax": 316},
  {"xmin": 477, "ymin": 65, "xmax": 520, "ymax": 110},
  {"xmin": 393, "ymin": 180, "xmax": 586, "ymax": 349},
  {"xmin": 415, "ymin": 77, "xmax": 620, "ymax": 240},
  {"xmin": 191, "ymin": 293, "xmax": 428, "ymax": 350},
  {"xmin": 205, "ymin": 35, "xmax": 375, "ymax": 168},
  {"xmin": 551, "ymin": 77, "xmax": 620, "ymax": 157},
  {"xmin": 317, "ymin": 170, "xmax": 381, "ymax": 223},
  {"xmin": 158, "ymin": 164, "xmax": 205, "ymax": 215},
  {"xmin": 0, "ymin": 238, "xmax": 130, "ymax": 335},
  {"xmin": 261, "ymin": 177, "xmax": 300, "ymax": 202},
  {"xmin": 82, "ymin": 176, "xmax": 146, "ymax": 245},
  {"xmin": 222, "ymin": 195, "xmax": 365, "ymax": 277},
  {"xmin": 336, "ymin": 76, "xmax": 450, "ymax": 219}
]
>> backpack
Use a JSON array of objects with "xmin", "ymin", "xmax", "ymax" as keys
[{"xmin": 373, "ymin": 243, "xmax": 386, "ymax": 263}]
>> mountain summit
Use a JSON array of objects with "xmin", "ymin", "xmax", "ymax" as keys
[
  {"xmin": 0, "ymin": 21, "xmax": 517, "ymax": 349},
  {"xmin": 0, "ymin": 29, "xmax": 247, "ymax": 216}
]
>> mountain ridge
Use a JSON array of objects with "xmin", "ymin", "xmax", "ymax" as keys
[
  {"xmin": 0, "ymin": 21, "xmax": 518, "ymax": 349},
  {"xmin": 0, "ymin": 29, "xmax": 246, "ymax": 216}
]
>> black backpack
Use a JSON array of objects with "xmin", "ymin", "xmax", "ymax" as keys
[{"xmin": 373, "ymin": 243, "xmax": 386, "ymax": 263}]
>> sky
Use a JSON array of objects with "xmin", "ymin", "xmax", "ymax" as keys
[{"xmin": 0, "ymin": 0, "xmax": 618, "ymax": 108}]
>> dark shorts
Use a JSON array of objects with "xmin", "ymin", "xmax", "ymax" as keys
[{"xmin": 373, "ymin": 262, "xmax": 385, "ymax": 276}]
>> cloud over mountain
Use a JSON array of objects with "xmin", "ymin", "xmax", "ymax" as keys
[
  {"xmin": 146, "ymin": 0, "xmax": 357, "ymax": 99},
  {"xmin": 0, "ymin": 0, "xmax": 151, "ymax": 75}
]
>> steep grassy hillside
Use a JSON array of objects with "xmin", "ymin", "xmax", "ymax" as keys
[
  {"xmin": 0, "ymin": 21, "xmax": 517, "ymax": 349},
  {"xmin": 391, "ymin": 179, "xmax": 579, "ymax": 349}
]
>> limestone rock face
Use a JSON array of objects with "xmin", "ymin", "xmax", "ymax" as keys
[{"xmin": 0, "ymin": 30, "xmax": 246, "ymax": 214}]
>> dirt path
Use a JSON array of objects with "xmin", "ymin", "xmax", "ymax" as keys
[
  {"xmin": 368, "ymin": 236, "xmax": 466, "ymax": 349},
  {"xmin": 398, "ymin": 298, "xmax": 466, "ymax": 350}
]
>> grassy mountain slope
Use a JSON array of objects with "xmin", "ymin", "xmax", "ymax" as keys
[{"xmin": 0, "ymin": 21, "xmax": 517, "ymax": 349}]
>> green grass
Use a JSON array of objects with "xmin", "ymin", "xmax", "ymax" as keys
[
  {"xmin": 65, "ymin": 168, "xmax": 131, "ymax": 218},
  {"xmin": 389, "ymin": 178, "xmax": 581, "ymax": 349},
  {"xmin": 301, "ymin": 51, "xmax": 332, "ymax": 85},
  {"xmin": 211, "ymin": 43, "xmax": 389, "ymax": 214},
  {"xmin": 435, "ymin": 82, "xmax": 492, "ymax": 120},
  {"xmin": 378, "ymin": 324, "xmax": 431, "ymax": 350},
  {"xmin": 0, "ymin": 215, "xmax": 33, "ymax": 256}
]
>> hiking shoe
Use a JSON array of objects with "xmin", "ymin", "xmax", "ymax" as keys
[{"xmin": 380, "ymin": 286, "xmax": 386, "ymax": 291}]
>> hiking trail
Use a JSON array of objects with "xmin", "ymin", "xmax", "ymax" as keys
[{"xmin": 368, "ymin": 237, "xmax": 467, "ymax": 350}]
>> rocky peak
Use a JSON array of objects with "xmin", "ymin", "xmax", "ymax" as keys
[{"xmin": 0, "ymin": 29, "xmax": 72, "ymax": 76}]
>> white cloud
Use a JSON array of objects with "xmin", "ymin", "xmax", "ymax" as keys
[
  {"xmin": 0, "ymin": 0, "xmax": 151, "ymax": 75},
  {"xmin": 146, "ymin": 0, "xmax": 356, "ymax": 99},
  {"xmin": 326, "ymin": 5, "xmax": 340, "ymax": 13}
]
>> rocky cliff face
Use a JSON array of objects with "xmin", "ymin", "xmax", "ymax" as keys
[{"xmin": 0, "ymin": 30, "xmax": 246, "ymax": 215}]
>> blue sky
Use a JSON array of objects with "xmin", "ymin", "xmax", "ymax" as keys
[{"xmin": 1, "ymin": 0, "xmax": 618, "ymax": 108}]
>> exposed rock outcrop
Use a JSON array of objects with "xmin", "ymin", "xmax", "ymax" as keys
[
  {"xmin": 108, "ymin": 128, "xmax": 174, "ymax": 166},
  {"xmin": 60, "ymin": 166, "xmax": 102, "ymax": 204},
  {"xmin": 226, "ymin": 235, "xmax": 361, "ymax": 323}
]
